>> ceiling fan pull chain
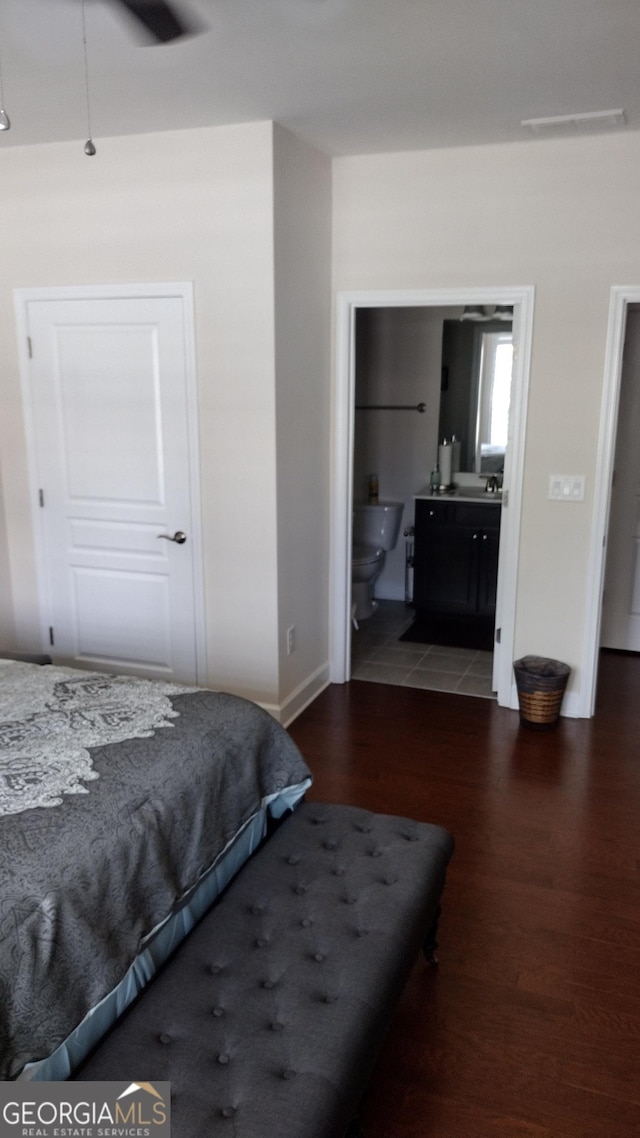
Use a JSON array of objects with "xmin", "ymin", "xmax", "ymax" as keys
[{"xmin": 81, "ymin": 0, "xmax": 96, "ymax": 156}]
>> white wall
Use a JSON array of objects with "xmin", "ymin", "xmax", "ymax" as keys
[
  {"xmin": 333, "ymin": 131, "xmax": 640, "ymax": 707},
  {"xmin": 272, "ymin": 124, "xmax": 332, "ymax": 719},
  {"xmin": 4, "ymin": 121, "xmax": 640, "ymax": 716},
  {"xmin": 0, "ymin": 121, "xmax": 330, "ymax": 716},
  {"xmin": 0, "ymin": 460, "xmax": 14, "ymax": 648}
]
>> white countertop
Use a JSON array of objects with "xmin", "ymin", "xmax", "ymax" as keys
[{"xmin": 414, "ymin": 484, "xmax": 503, "ymax": 504}]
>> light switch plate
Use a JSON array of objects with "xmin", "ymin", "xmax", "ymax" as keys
[{"xmin": 548, "ymin": 475, "xmax": 585, "ymax": 501}]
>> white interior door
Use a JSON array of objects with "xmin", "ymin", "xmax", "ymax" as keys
[
  {"xmin": 601, "ymin": 308, "xmax": 640, "ymax": 652},
  {"xmin": 23, "ymin": 290, "xmax": 201, "ymax": 683}
]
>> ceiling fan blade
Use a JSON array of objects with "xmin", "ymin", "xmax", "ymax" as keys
[{"xmin": 115, "ymin": 0, "xmax": 196, "ymax": 43}]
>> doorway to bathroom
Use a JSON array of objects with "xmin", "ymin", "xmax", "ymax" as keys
[{"xmin": 330, "ymin": 286, "xmax": 535, "ymax": 710}]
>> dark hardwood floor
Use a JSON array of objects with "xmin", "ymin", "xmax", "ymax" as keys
[{"xmin": 288, "ymin": 650, "xmax": 640, "ymax": 1137}]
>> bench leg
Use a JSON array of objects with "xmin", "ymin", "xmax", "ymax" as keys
[
  {"xmin": 346, "ymin": 1116, "xmax": 364, "ymax": 1138},
  {"xmin": 422, "ymin": 903, "xmax": 442, "ymax": 966}
]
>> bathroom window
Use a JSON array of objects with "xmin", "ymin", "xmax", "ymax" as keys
[{"xmin": 476, "ymin": 331, "xmax": 513, "ymax": 472}]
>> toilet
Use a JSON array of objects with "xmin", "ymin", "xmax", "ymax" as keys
[{"xmin": 351, "ymin": 501, "xmax": 404, "ymax": 622}]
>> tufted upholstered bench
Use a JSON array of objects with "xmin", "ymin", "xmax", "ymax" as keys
[{"xmin": 73, "ymin": 801, "xmax": 454, "ymax": 1137}]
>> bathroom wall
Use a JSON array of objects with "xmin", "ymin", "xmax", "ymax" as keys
[{"xmin": 353, "ymin": 305, "xmax": 458, "ymax": 600}]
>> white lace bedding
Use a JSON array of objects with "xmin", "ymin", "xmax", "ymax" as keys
[
  {"xmin": 0, "ymin": 664, "xmax": 196, "ymax": 816},
  {"xmin": 0, "ymin": 663, "xmax": 312, "ymax": 1080}
]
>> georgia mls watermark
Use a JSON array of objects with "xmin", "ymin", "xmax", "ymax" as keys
[{"xmin": 0, "ymin": 1082, "xmax": 171, "ymax": 1138}]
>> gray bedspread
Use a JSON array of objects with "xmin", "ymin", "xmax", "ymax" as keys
[{"xmin": 0, "ymin": 663, "xmax": 312, "ymax": 1079}]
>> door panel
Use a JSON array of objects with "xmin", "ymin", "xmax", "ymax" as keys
[
  {"xmin": 73, "ymin": 567, "xmax": 171, "ymax": 667},
  {"xmin": 26, "ymin": 293, "xmax": 199, "ymax": 682},
  {"xmin": 58, "ymin": 327, "xmax": 165, "ymax": 504}
]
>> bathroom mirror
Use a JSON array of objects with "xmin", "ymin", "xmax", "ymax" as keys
[{"xmin": 439, "ymin": 313, "xmax": 513, "ymax": 473}]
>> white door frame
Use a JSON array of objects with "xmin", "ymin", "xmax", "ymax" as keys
[
  {"xmin": 582, "ymin": 285, "xmax": 640, "ymax": 715},
  {"xmin": 13, "ymin": 281, "xmax": 207, "ymax": 684},
  {"xmin": 330, "ymin": 285, "xmax": 535, "ymax": 710}
]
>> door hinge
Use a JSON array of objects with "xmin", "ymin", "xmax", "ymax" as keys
[
  {"xmin": 49, "ymin": 626, "xmax": 54, "ymax": 647},
  {"xmin": 495, "ymin": 627, "xmax": 501, "ymax": 644},
  {"xmin": 502, "ymin": 489, "xmax": 509, "ymax": 508},
  {"xmin": 39, "ymin": 489, "xmax": 44, "ymax": 508},
  {"xmin": 27, "ymin": 337, "xmax": 33, "ymax": 359}
]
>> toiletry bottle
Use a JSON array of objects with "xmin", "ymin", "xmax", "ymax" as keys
[
  {"xmin": 430, "ymin": 468, "xmax": 440, "ymax": 493},
  {"xmin": 368, "ymin": 473, "xmax": 379, "ymax": 504},
  {"xmin": 438, "ymin": 438, "xmax": 452, "ymax": 489}
]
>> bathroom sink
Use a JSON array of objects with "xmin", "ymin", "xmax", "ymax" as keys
[
  {"xmin": 455, "ymin": 484, "xmax": 502, "ymax": 500},
  {"xmin": 414, "ymin": 483, "xmax": 502, "ymax": 502}
]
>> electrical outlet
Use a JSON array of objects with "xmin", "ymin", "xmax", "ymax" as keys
[{"xmin": 286, "ymin": 626, "xmax": 296, "ymax": 655}]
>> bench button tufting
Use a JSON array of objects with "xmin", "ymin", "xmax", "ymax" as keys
[{"xmin": 70, "ymin": 802, "xmax": 455, "ymax": 1131}]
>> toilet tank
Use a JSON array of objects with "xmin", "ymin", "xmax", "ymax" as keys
[{"xmin": 353, "ymin": 501, "xmax": 404, "ymax": 550}]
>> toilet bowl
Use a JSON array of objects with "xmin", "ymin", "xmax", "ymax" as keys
[{"xmin": 351, "ymin": 501, "xmax": 404, "ymax": 622}]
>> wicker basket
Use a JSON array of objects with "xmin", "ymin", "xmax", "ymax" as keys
[{"xmin": 513, "ymin": 656, "xmax": 570, "ymax": 730}]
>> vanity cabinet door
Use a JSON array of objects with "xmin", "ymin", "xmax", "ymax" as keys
[
  {"xmin": 477, "ymin": 527, "xmax": 500, "ymax": 616},
  {"xmin": 414, "ymin": 501, "xmax": 477, "ymax": 615},
  {"xmin": 414, "ymin": 499, "xmax": 500, "ymax": 617}
]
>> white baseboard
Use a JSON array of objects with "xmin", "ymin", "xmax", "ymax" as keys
[{"xmin": 260, "ymin": 662, "xmax": 331, "ymax": 727}]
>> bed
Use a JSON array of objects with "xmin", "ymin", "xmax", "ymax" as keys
[{"xmin": 0, "ymin": 659, "xmax": 312, "ymax": 1082}]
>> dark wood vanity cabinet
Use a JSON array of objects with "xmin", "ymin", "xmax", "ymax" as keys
[{"xmin": 413, "ymin": 499, "xmax": 501, "ymax": 620}]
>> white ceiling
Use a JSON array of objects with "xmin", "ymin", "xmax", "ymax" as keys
[{"xmin": 2, "ymin": 0, "xmax": 640, "ymax": 156}]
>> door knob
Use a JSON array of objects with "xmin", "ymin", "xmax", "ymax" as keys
[{"xmin": 157, "ymin": 531, "xmax": 187, "ymax": 545}]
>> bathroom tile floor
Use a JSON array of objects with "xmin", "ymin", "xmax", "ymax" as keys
[{"xmin": 350, "ymin": 599, "xmax": 496, "ymax": 698}]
